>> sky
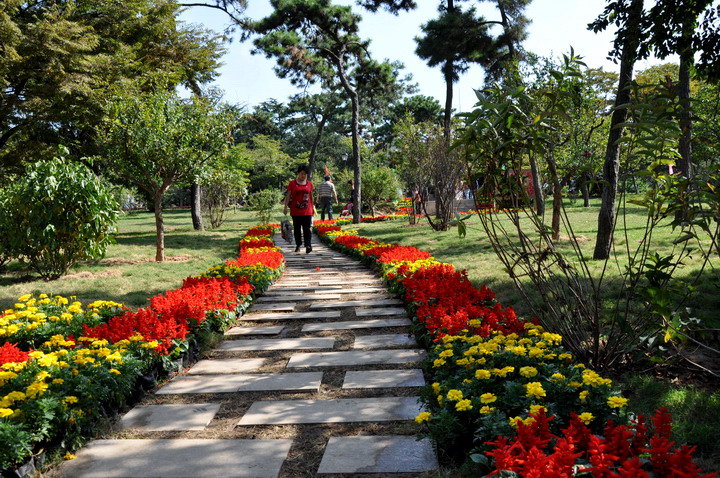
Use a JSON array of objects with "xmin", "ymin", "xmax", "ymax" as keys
[{"xmin": 178, "ymin": 0, "xmax": 674, "ymax": 112}]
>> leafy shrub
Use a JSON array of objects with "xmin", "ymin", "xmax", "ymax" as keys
[
  {"xmin": 3, "ymin": 152, "xmax": 118, "ymax": 279},
  {"xmin": 246, "ymin": 188, "xmax": 281, "ymax": 225}
]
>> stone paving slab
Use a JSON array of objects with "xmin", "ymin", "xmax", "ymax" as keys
[
  {"xmin": 249, "ymin": 302, "xmax": 297, "ymax": 312},
  {"xmin": 313, "ymin": 287, "xmax": 386, "ymax": 294},
  {"xmin": 58, "ymin": 439, "xmax": 292, "ymax": 478},
  {"xmin": 187, "ymin": 358, "xmax": 267, "ymax": 375},
  {"xmin": 309, "ymin": 299, "xmax": 403, "ymax": 309},
  {"xmin": 301, "ymin": 318, "xmax": 412, "ymax": 332},
  {"xmin": 238, "ymin": 397, "xmax": 422, "ymax": 425},
  {"xmin": 242, "ymin": 310, "xmax": 342, "ymax": 321},
  {"xmin": 316, "ymin": 279, "xmax": 380, "ymax": 285},
  {"xmin": 157, "ymin": 372, "xmax": 323, "ymax": 394},
  {"xmin": 268, "ymin": 285, "xmax": 343, "ymax": 291},
  {"xmin": 317, "ymin": 436, "xmax": 438, "ymax": 474},
  {"xmin": 118, "ymin": 404, "xmax": 221, "ymax": 431},
  {"xmin": 219, "ymin": 337, "xmax": 335, "ymax": 351},
  {"xmin": 342, "ymin": 370, "xmax": 426, "ymax": 389},
  {"xmin": 256, "ymin": 294, "xmax": 342, "ymax": 302},
  {"xmin": 287, "ymin": 349, "xmax": 426, "ymax": 368},
  {"xmin": 225, "ymin": 326, "xmax": 284, "ymax": 336},
  {"xmin": 353, "ymin": 333, "xmax": 416, "ymax": 349},
  {"xmin": 355, "ymin": 307, "xmax": 407, "ymax": 317}
]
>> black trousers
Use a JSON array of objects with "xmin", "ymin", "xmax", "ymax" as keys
[{"xmin": 291, "ymin": 215, "xmax": 312, "ymax": 247}]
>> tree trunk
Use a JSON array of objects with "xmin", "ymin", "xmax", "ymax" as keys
[
  {"xmin": 335, "ymin": 58, "xmax": 362, "ymax": 224},
  {"xmin": 308, "ymin": 112, "xmax": 329, "ymax": 181},
  {"xmin": 546, "ymin": 149, "xmax": 562, "ymax": 241},
  {"xmin": 676, "ymin": 23, "xmax": 693, "ymax": 222},
  {"xmin": 582, "ymin": 178, "xmax": 590, "ymax": 207},
  {"xmin": 593, "ymin": 0, "xmax": 643, "ymax": 260},
  {"xmin": 497, "ymin": 1, "xmax": 516, "ymax": 61},
  {"xmin": 350, "ymin": 93, "xmax": 362, "ymax": 224},
  {"xmin": 191, "ymin": 182, "xmax": 204, "ymax": 231},
  {"xmin": 442, "ymin": 0, "xmax": 455, "ymax": 140},
  {"xmin": 529, "ymin": 155, "xmax": 544, "ymax": 215},
  {"xmin": 154, "ymin": 193, "xmax": 165, "ymax": 262}
]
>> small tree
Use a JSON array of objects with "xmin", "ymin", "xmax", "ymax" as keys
[
  {"xmin": 2, "ymin": 151, "xmax": 118, "ymax": 279},
  {"xmin": 101, "ymin": 91, "xmax": 232, "ymax": 261},
  {"xmin": 199, "ymin": 150, "xmax": 250, "ymax": 229},
  {"xmin": 246, "ymin": 188, "xmax": 282, "ymax": 225}
]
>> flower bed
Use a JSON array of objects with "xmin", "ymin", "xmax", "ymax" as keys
[
  {"xmin": 313, "ymin": 221, "xmax": 713, "ymax": 477},
  {"xmin": 0, "ymin": 224, "xmax": 284, "ymax": 473}
]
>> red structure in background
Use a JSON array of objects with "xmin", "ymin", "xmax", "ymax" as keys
[{"xmin": 475, "ymin": 169, "xmax": 536, "ymax": 210}]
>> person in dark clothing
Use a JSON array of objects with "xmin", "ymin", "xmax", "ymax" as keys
[{"xmin": 283, "ymin": 164, "xmax": 314, "ymax": 253}]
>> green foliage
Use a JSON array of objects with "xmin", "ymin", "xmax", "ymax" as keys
[
  {"xmin": 243, "ymin": 136, "xmax": 301, "ymax": 192},
  {"xmin": 199, "ymin": 145, "xmax": 251, "ymax": 229},
  {"xmin": 101, "ymin": 91, "xmax": 236, "ymax": 260},
  {"xmin": 0, "ymin": 0, "xmax": 225, "ymax": 170},
  {"xmin": 246, "ymin": 189, "xmax": 283, "ymax": 225},
  {"xmin": 1, "ymin": 152, "xmax": 118, "ymax": 280},
  {"xmin": 0, "ymin": 421, "xmax": 33, "ymax": 470}
]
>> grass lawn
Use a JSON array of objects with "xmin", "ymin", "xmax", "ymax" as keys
[
  {"xmin": 353, "ymin": 197, "xmax": 720, "ymax": 327},
  {"xmin": 0, "ymin": 208, "xmax": 278, "ymax": 310}
]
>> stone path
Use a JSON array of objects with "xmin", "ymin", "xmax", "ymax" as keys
[{"xmin": 59, "ymin": 234, "xmax": 438, "ymax": 477}]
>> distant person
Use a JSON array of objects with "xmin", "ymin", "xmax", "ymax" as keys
[
  {"xmin": 346, "ymin": 179, "xmax": 358, "ymax": 217},
  {"xmin": 283, "ymin": 164, "xmax": 314, "ymax": 253},
  {"xmin": 316, "ymin": 175, "xmax": 338, "ymax": 221}
]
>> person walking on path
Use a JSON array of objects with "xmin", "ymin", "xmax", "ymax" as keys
[
  {"xmin": 283, "ymin": 164, "xmax": 315, "ymax": 253},
  {"xmin": 316, "ymin": 176, "xmax": 338, "ymax": 221}
]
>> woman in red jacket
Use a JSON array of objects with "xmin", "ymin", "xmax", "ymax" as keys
[{"xmin": 283, "ymin": 164, "xmax": 314, "ymax": 253}]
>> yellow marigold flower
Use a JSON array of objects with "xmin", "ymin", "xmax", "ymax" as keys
[
  {"xmin": 479, "ymin": 405, "xmax": 495, "ymax": 414},
  {"xmin": 53, "ymin": 378, "xmax": 64, "ymax": 385},
  {"xmin": 528, "ymin": 347, "xmax": 544, "ymax": 358},
  {"xmin": 26, "ymin": 381, "xmax": 49, "ymax": 398},
  {"xmin": 523, "ymin": 417, "xmax": 536, "ymax": 426},
  {"xmin": 480, "ymin": 393, "xmax": 497, "ymax": 404},
  {"xmin": 509, "ymin": 416, "xmax": 524, "ymax": 427},
  {"xmin": 64, "ymin": 396, "xmax": 79, "ymax": 404},
  {"xmin": 455, "ymin": 358, "xmax": 470, "ymax": 366},
  {"xmin": 492, "ymin": 366, "xmax": 515, "ymax": 377},
  {"xmin": 525, "ymin": 382, "xmax": 546, "ymax": 399},
  {"xmin": 433, "ymin": 358, "xmax": 446, "ymax": 368},
  {"xmin": 0, "ymin": 408, "xmax": 14, "ymax": 418},
  {"xmin": 0, "ymin": 371, "xmax": 18, "ymax": 381},
  {"xmin": 579, "ymin": 390, "xmax": 589, "ymax": 403},
  {"xmin": 109, "ymin": 368, "xmax": 121, "ymax": 375},
  {"xmin": 5, "ymin": 391, "xmax": 26, "ymax": 402},
  {"xmin": 415, "ymin": 412, "xmax": 431, "ymax": 423},
  {"xmin": 578, "ymin": 412, "xmax": 594, "ymax": 425},
  {"xmin": 446, "ymin": 389, "xmax": 463, "ymax": 401},
  {"xmin": 63, "ymin": 453, "xmax": 77, "ymax": 460},
  {"xmin": 568, "ymin": 381, "xmax": 582, "ymax": 388},
  {"xmin": 475, "ymin": 369, "xmax": 491, "ymax": 380},
  {"xmin": 529, "ymin": 405, "xmax": 547, "ymax": 415},
  {"xmin": 551, "ymin": 373, "xmax": 565, "ymax": 381},
  {"xmin": 519, "ymin": 366, "xmax": 538, "ymax": 378},
  {"xmin": 559, "ymin": 353, "xmax": 573, "ymax": 361},
  {"xmin": 455, "ymin": 399, "xmax": 473, "ymax": 412},
  {"xmin": 510, "ymin": 346, "xmax": 527, "ymax": 356},
  {"xmin": 431, "ymin": 382, "xmax": 441, "ymax": 395},
  {"xmin": 574, "ymin": 363, "xmax": 586, "ymax": 369},
  {"xmin": 439, "ymin": 350, "xmax": 454, "ymax": 358},
  {"xmin": 140, "ymin": 341, "xmax": 160, "ymax": 349},
  {"xmin": 607, "ymin": 396, "xmax": 629, "ymax": 408},
  {"xmin": 468, "ymin": 319, "xmax": 481, "ymax": 327},
  {"xmin": 437, "ymin": 395, "xmax": 443, "ymax": 405}
]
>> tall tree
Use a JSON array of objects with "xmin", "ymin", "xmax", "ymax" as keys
[
  {"xmin": 415, "ymin": 2, "xmax": 496, "ymax": 138},
  {"xmin": 589, "ymin": 0, "xmax": 646, "ymax": 260},
  {"xmin": 101, "ymin": 92, "xmax": 233, "ymax": 261},
  {"xmin": 252, "ymin": 0, "xmax": 398, "ymax": 223},
  {"xmin": 0, "ymin": 0, "xmax": 224, "ymax": 174},
  {"xmin": 477, "ymin": 0, "xmax": 532, "ymax": 80},
  {"xmin": 643, "ymin": 1, "xmax": 720, "ymax": 220}
]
